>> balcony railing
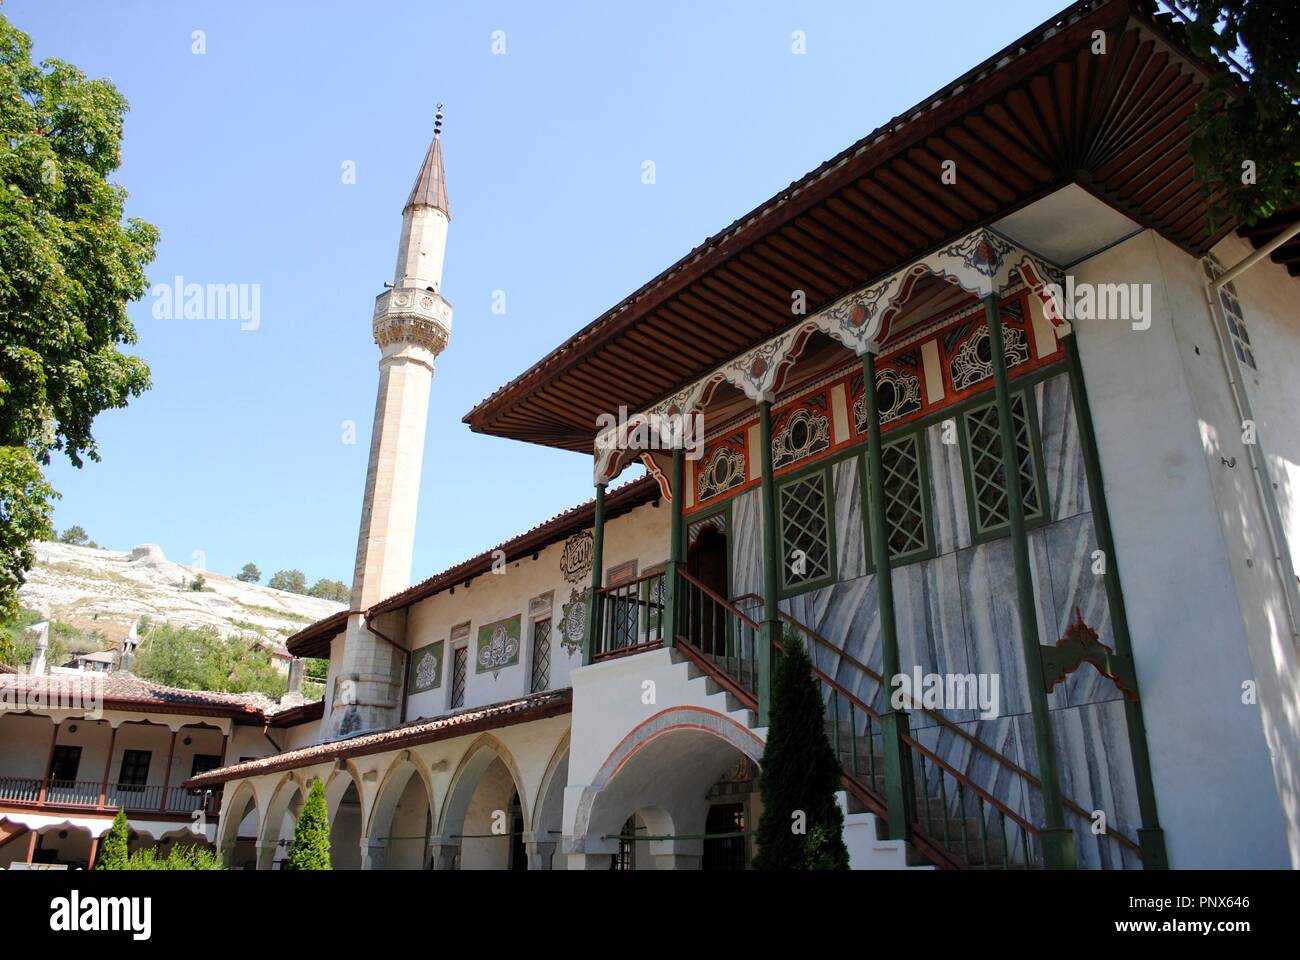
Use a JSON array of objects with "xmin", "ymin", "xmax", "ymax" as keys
[
  {"xmin": 0, "ymin": 776, "xmax": 217, "ymax": 818},
  {"xmin": 592, "ymin": 570, "xmax": 667, "ymax": 661}
]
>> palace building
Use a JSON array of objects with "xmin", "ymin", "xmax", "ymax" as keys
[{"xmin": 173, "ymin": 0, "xmax": 1298, "ymax": 870}]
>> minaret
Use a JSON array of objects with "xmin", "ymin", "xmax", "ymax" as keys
[{"xmin": 329, "ymin": 109, "xmax": 453, "ymax": 737}]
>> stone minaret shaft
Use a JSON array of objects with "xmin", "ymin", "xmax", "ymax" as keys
[{"xmin": 330, "ymin": 114, "xmax": 453, "ymax": 738}]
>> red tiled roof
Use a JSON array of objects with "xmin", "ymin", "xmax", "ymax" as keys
[
  {"xmin": 367, "ymin": 473, "xmax": 659, "ymax": 617},
  {"xmin": 184, "ymin": 688, "xmax": 573, "ymax": 787},
  {"xmin": 0, "ymin": 673, "xmax": 315, "ymax": 722}
]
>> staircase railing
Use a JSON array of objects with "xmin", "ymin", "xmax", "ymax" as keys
[
  {"xmin": 673, "ymin": 570, "xmax": 761, "ymax": 702},
  {"xmin": 733, "ymin": 592, "xmax": 1141, "ymax": 869}
]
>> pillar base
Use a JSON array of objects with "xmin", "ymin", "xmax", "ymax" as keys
[
  {"xmin": 653, "ymin": 853, "xmax": 701, "ymax": 870},
  {"xmin": 878, "ymin": 710, "xmax": 914, "ymax": 841},
  {"xmin": 1040, "ymin": 826, "xmax": 1078, "ymax": 870},
  {"xmin": 427, "ymin": 839, "xmax": 460, "ymax": 870},
  {"xmin": 1138, "ymin": 827, "xmax": 1168, "ymax": 870},
  {"xmin": 525, "ymin": 840, "xmax": 557, "ymax": 871},
  {"xmin": 567, "ymin": 853, "xmax": 613, "ymax": 870}
]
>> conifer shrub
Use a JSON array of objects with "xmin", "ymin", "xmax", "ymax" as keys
[
  {"xmin": 753, "ymin": 634, "xmax": 850, "ymax": 870},
  {"xmin": 285, "ymin": 778, "xmax": 331, "ymax": 870}
]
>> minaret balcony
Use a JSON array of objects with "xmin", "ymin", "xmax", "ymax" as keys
[{"xmin": 372, "ymin": 286, "xmax": 453, "ymax": 356}]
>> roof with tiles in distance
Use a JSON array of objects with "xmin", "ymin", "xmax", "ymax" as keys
[
  {"xmin": 462, "ymin": 0, "xmax": 1250, "ymax": 453},
  {"xmin": 0, "ymin": 673, "xmax": 319, "ymax": 724},
  {"xmin": 183, "ymin": 688, "xmax": 573, "ymax": 787},
  {"xmin": 285, "ymin": 474, "xmax": 661, "ymax": 656}
]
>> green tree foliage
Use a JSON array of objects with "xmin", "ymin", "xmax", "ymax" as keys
[
  {"xmin": 235, "ymin": 563, "xmax": 261, "ymax": 583},
  {"xmin": 0, "ymin": 447, "xmax": 55, "ymax": 619},
  {"xmin": 0, "ymin": 15, "xmax": 158, "ymax": 618},
  {"xmin": 267, "ymin": 569, "xmax": 307, "ymax": 595},
  {"xmin": 96, "ymin": 810, "xmax": 131, "ymax": 869},
  {"xmin": 1184, "ymin": 1, "xmax": 1300, "ymax": 227},
  {"xmin": 57, "ymin": 524, "xmax": 88, "ymax": 545},
  {"xmin": 285, "ymin": 778, "xmax": 332, "ymax": 870},
  {"xmin": 753, "ymin": 636, "xmax": 850, "ymax": 870},
  {"xmin": 188, "ymin": 572, "xmax": 205, "ymax": 592},
  {"xmin": 117, "ymin": 844, "xmax": 223, "ymax": 870},
  {"xmin": 134, "ymin": 622, "xmax": 286, "ymax": 697},
  {"xmin": 308, "ymin": 578, "xmax": 350, "ymax": 603}
]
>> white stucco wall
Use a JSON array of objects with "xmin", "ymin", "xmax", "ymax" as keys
[
  {"xmin": 1072, "ymin": 229, "xmax": 1294, "ymax": 866},
  {"xmin": 402, "ymin": 496, "xmax": 669, "ymax": 720}
]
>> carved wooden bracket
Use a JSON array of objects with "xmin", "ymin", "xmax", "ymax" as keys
[{"xmin": 1041, "ymin": 608, "xmax": 1139, "ymax": 702}]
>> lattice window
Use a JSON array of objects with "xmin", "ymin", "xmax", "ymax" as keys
[
  {"xmin": 450, "ymin": 646, "xmax": 468, "ymax": 708},
  {"xmin": 879, "ymin": 433, "xmax": 930, "ymax": 559},
  {"xmin": 1203, "ymin": 255, "xmax": 1257, "ymax": 371},
  {"xmin": 778, "ymin": 469, "xmax": 834, "ymax": 590},
  {"xmin": 962, "ymin": 392, "xmax": 1045, "ymax": 536},
  {"xmin": 530, "ymin": 619, "xmax": 551, "ymax": 693}
]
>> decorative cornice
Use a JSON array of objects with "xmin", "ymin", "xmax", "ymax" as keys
[{"xmin": 373, "ymin": 287, "xmax": 453, "ymax": 356}]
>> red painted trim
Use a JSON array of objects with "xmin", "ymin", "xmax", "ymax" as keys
[
  {"xmin": 682, "ymin": 288, "xmax": 1064, "ymax": 517},
  {"xmin": 597, "ymin": 705, "xmax": 763, "ymax": 786}
]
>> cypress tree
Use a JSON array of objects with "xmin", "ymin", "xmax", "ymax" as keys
[
  {"xmin": 753, "ymin": 635, "xmax": 850, "ymax": 870},
  {"xmin": 285, "ymin": 778, "xmax": 332, "ymax": 870},
  {"xmin": 96, "ymin": 810, "xmax": 131, "ymax": 870}
]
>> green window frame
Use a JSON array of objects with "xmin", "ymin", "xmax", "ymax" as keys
[
  {"xmin": 865, "ymin": 430, "xmax": 935, "ymax": 564},
  {"xmin": 777, "ymin": 462, "xmax": 837, "ymax": 597},
  {"xmin": 957, "ymin": 388, "xmax": 1050, "ymax": 543}
]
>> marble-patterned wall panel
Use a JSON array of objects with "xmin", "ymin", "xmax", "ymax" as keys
[
  {"xmin": 833, "ymin": 457, "xmax": 868, "ymax": 582},
  {"xmin": 1033, "ymin": 373, "xmax": 1090, "ymax": 523},
  {"xmin": 780, "ymin": 576, "xmax": 886, "ymax": 715},
  {"xmin": 1042, "ymin": 511, "xmax": 1122, "ymax": 707},
  {"xmin": 957, "ymin": 530, "xmax": 1067, "ymax": 718},
  {"xmin": 1013, "ymin": 705, "xmax": 1142, "ymax": 870},
  {"xmin": 729, "ymin": 488, "xmax": 762, "ymax": 600},
  {"xmin": 1054, "ymin": 699, "xmax": 1143, "ymax": 869},
  {"xmin": 893, "ymin": 554, "xmax": 978, "ymax": 728},
  {"xmin": 926, "ymin": 420, "xmax": 970, "ymax": 556}
]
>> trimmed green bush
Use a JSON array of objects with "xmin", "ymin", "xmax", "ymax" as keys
[
  {"xmin": 285, "ymin": 778, "xmax": 331, "ymax": 870},
  {"xmin": 95, "ymin": 810, "xmax": 131, "ymax": 870},
  {"xmin": 753, "ymin": 635, "xmax": 850, "ymax": 870}
]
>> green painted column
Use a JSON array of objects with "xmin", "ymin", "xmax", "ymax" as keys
[
  {"xmin": 1062, "ymin": 332, "xmax": 1168, "ymax": 869},
  {"xmin": 861, "ymin": 350, "xmax": 916, "ymax": 840},
  {"xmin": 662, "ymin": 446, "xmax": 685, "ymax": 648},
  {"xmin": 984, "ymin": 294, "xmax": 1076, "ymax": 869},
  {"xmin": 757, "ymin": 400, "xmax": 779, "ymax": 726},
  {"xmin": 583, "ymin": 481, "xmax": 607, "ymax": 665}
]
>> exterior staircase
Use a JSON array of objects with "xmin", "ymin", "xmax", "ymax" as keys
[{"xmin": 668, "ymin": 570, "xmax": 1141, "ymax": 870}]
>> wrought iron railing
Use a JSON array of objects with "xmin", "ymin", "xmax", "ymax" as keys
[{"xmin": 593, "ymin": 570, "xmax": 667, "ymax": 661}]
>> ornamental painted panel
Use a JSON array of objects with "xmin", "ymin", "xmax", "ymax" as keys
[
  {"xmin": 559, "ymin": 588, "xmax": 587, "ymax": 657},
  {"xmin": 560, "ymin": 531, "xmax": 594, "ymax": 585},
  {"xmin": 407, "ymin": 640, "xmax": 444, "ymax": 695},
  {"xmin": 853, "ymin": 353, "xmax": 923, "ymax": 433},
  {"xmin": 772, "ymin": 393, "xmax": 831, "ymax": 469},
  {"xmin": 946, "ymin": 315, "xmax": 1030, "ymax": 393},
  {"xmin": 697, "ymin": 435, "xmax": 747, "ymax": 503},
  {"xmin": 476, "ymin": 614, "xmax": 522, "ymax": 674}
]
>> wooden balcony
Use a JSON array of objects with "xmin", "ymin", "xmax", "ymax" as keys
[{"xmin": 0, "ymin": 775, "xmax": 219, "ymax": 819}]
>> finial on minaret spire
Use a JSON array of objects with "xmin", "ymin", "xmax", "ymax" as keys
[{"xmin": 404, "ymin": 107, "xmax": 450, "ymax": 217}]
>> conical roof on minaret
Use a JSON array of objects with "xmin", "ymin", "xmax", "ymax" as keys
[{"xmin": 404, "ymin": 111, "xmax": 450, "ymax": 218}]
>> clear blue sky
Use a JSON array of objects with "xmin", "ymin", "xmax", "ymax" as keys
[{"xmin": 10, "ymin": 0, "xmax": 1067, "ymax": 588}]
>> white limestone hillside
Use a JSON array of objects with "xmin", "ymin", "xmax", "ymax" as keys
[{"xmin": 17, "ymin": 541, "xmax": 344, "ymax": 651}]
